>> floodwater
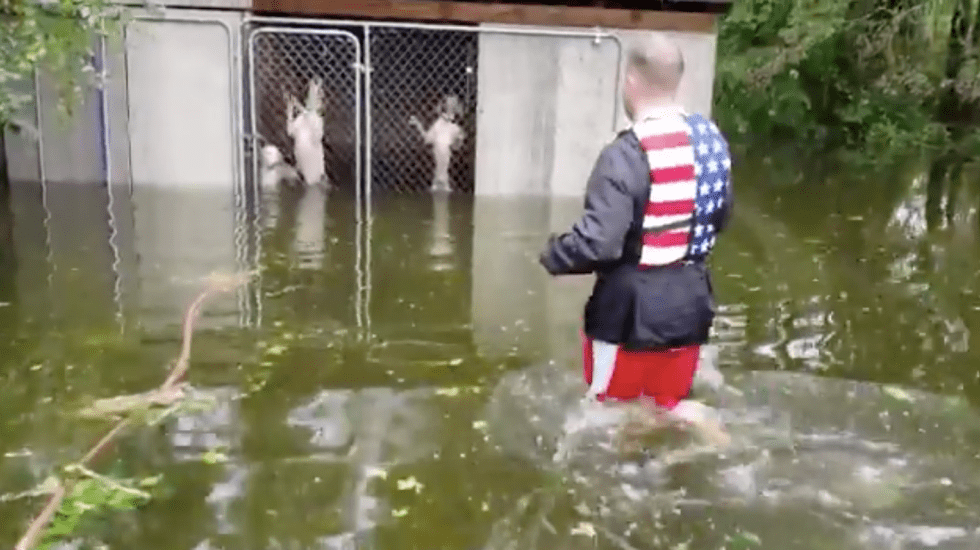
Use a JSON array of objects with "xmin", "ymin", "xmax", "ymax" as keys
[{"xmin": 3, "ymin": 153, "xmax": 980, "ymax": 550}]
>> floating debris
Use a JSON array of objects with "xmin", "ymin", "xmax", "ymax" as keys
[
  {"xmin": 265, "ymin": 344, "xmax": 288, "ymax": 356},
  {"xmin": 397, "ymin": 476, "xmax": 424, "ymax": 493},
  {"xmin": 883, "ymin": 385, "xmax": 913, "ymax": 402},
  {"xmin": 202, "ymin": 450, "xmax": 229, "ymax": 465},
  {"xmin": 570, "ymin": 521, "xmax": 596, "ymax": 537},
  {"xmin": 392, "ymin": 507, "xmax": 409, "ymax": 518}
]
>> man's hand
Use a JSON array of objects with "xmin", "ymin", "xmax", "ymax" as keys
[
  {"xmin": 535, "ymin": 144, "xmax": 632, "ymax": 275},
  {"xmin": 538, "ymin": 234, "xmax": 561, "ymax": 275}
]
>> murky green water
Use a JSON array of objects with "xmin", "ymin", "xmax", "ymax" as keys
[{"xmin": 3, "ymin": 154, "xmax": 980, "ymax": 549}]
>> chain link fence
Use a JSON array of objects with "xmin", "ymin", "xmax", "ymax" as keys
[
  {"xmin": 244, "ymin": 22, "xmax": 621, "ymax": 197},
  {"xmin": 368, "ymin": 27, "xmax": 478, "ymax": 194},
  {"xmin": 248, "ymin": 28, "xmax": 361, "ymax": 192}
]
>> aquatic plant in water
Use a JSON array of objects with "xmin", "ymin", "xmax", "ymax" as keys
[{"xmin": 31, "ymin": 465, "xmax": 159, "ymax": 550}]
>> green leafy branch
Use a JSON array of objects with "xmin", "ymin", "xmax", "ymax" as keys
[
  {"xmin": 714, "ymin": 0, "xmax": 980, "ymax": 161},
  {"xmin": 0, "ymin": 0, "xmax": 126, "ymax": 131},
  {"xmin": 33, "ymin": 465, "xmax": 160, "ymax": 550},
  {"xmin": 15, "ymin": 271, "xmax": 256, "ymax": 550}
]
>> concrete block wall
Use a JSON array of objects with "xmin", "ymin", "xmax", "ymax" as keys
[
  {"xmin": 124, "ymin": 11, "xmax": 241, "ymax": 188},
  {"xmin": 474, "ymin": 24, "xmax": 718, "ymax": 198},
  {"xmin": 2, "ymin": 8, "xmax": 243, "ymax": 189},
  {"xmin": 3, "ymin": 77, "xmax": 42, "ymax": 183},
  {"xmin": 2, "ymin": 7, "xmax": 253, "ymax": 334}
]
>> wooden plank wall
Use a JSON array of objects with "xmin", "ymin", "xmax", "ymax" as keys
[{"xmin": 251, "ymin": 0, "xmax": 719, "ymax": 32}]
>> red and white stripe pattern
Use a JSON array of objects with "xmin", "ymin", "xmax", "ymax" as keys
[{"xmin": 632, "ymin": 114, "xmax": 697, "ymax": 267}]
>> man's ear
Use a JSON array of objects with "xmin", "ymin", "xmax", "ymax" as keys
[{"xmin": 624, "ymin": 70, "xmax": 637, "ymax": 89}]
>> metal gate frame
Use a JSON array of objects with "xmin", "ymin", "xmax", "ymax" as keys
[
  {"xmin": 243, "ymin": 24, "xmax": 367, "ymax": 334},
  {"xmin": 243, "ymin": 16, "xmax": 625, "ymax": 340},
  {"xmin": 121, "ymin": 13, "xmax": 260, "ymax": 329},
  {"xmin": 244, "ymin": 26, "xmax": 364, "ymax": 202}
]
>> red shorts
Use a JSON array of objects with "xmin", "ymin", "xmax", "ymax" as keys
[{"xmin": 581, "ymin": 331, "xmax": 699, "ymax": 410}]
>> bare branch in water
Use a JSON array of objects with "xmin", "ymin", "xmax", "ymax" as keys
[
  {"xmin": 13, "ymin": 483, "xmax": 66, "ymax": 550},
  {"xmin": 15, "ymin": 271, "xmax": 255, "ymax": 550}
]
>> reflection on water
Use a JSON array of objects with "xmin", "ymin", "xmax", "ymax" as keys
[{"xmin": 3, "ymin": 156, "xmax": 980, "ymax": 549}]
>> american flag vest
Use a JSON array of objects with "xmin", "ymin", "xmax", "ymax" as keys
[{"xmin": 631, "ymin": 109, "xmax": 731, "ymax": 268}]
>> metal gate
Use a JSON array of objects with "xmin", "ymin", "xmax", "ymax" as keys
[
  {"xmin": 244, "ymin": 25, "xmax": 369, "ymax": 334},
  {"xmin": 366, "ymin": 26, "xmax": 479, "ymax": 194},
  {"xmin": 243, "ymin": 19, "xmax": 624, "ymax": 195},
  {"xmin": 246, "ymin": 27, "xmax": 362, "ymax": 195}
]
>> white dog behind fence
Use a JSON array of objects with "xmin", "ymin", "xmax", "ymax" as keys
[
  {"xmin": 410, "ymin": 94, "xmax": 465, "ymax": 193},
  {"xmin": 259, "ymin": 143, "xmax": 301, "ymax": 190},
  {"xmin": 286, "ymin": 77, "xmax": 329, "ymax": 189}
]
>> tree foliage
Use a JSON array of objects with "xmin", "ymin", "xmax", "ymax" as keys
[
  {"xmin": 714, "ymin": 0, "xmax": 980, "ymax": 164},
  {"xmin": 0, "ymin": 0, "xmax": 123, "ymax": 132}
]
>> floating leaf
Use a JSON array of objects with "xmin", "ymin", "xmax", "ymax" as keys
[
  {"xmin": 396, "ymin": 476, "xmax": 423, "ymax": 492},
  {"xmin": 266, "ymin": 344, "xmax": 288, "ymax": 356},
  {"xmin": 571, "ymin": 521, "xmax": 596, "ymax": 537},
  {"xmin": 883, "ymin": 385, "xmax": 913, "ymax": 402},
  {"xmin": 202, "ymin": 450, "xmax": 229, "ymax": 465}
]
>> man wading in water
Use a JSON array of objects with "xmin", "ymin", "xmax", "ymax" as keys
[{"xmin": 539, "ymin": 34, "xmax": 733, "ymax": 448}]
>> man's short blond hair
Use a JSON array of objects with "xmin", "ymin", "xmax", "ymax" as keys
[{"xmin": 626, "ymin": 33, "xmax": 684, "ymax": 93}]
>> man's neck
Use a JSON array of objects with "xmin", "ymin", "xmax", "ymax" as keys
[{"xmin": 633, "ymin": 97, "xmax": 684, "ymax": 123}]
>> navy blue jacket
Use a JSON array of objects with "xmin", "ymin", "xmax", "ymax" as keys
[{"xmin": 539, "ymin": 128, "xmax": 733, "ymax": 350}]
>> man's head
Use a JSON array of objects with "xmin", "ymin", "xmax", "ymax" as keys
[{"xmin": 623, "ymin": 33, "xmax": 685, "ymax": 121}]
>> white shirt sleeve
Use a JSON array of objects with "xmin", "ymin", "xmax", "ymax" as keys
[{"xmin": 588, "ymin": 340, "xmax": 618, "ymax": 397}]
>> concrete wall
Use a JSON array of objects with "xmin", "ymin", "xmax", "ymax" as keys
[
  {"xmin": 3, "ymin": 77, "xmax": 41, "ymax": 183},
  {"xmin": 3, "ymin": 8, "xmax": 244, "ymax": 188},
  {"xmin": 2, "ymin": 7, "xmax": 256, "ymax": 334},
  {"xmin": 34, "ymin": 70, "xmax": 106, "ymax": 184},
  {"xmin": 474, "ymin": 25, "xmax": 718, "ymax": 198},
  {"xmin": 474, "ymin": 29, "xmax": 619, "ymax": 197},
  {"xmin": 3, "ymin": 40, "xmax": 112, "ymax": 185},
  {"xmin": 124, "ymin": 11, "xmax": 240, "ymax": 187}
]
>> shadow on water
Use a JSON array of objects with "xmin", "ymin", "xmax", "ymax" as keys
[{"xmin": 3, "ymin": 151, "xmax": 980, "ymax": 549}]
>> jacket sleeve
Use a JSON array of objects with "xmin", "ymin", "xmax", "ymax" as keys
[{"xmin": 539, "ymin": 145, "xmax": 634, "ymax": 275}]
